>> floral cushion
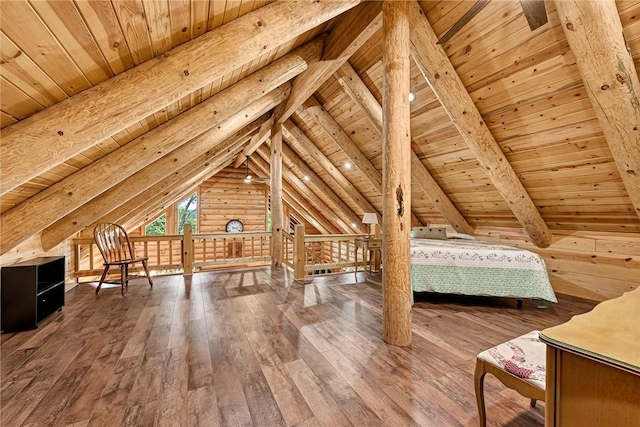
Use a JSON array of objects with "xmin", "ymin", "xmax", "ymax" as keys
[{"xmin": 478, "ymin": 330, "xmax": 546, "ymax": 390}]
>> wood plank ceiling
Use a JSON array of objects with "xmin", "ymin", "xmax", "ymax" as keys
[{"xmin": 1, "ymin": 0, "xmax": 640, "ymax": 255}]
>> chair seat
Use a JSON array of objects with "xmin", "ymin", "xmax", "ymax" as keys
[
  {"xmin": 477, "ymin": 330, "xmax": 546, "ymax": 390},
  {"xmin": 103, "ymin": 257, "xmax": 149, "ymax": 266}
]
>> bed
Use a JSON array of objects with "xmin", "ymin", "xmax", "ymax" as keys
[{"xmin": 410, "ymin": 237, "xmax": 557, "ymax": 307}]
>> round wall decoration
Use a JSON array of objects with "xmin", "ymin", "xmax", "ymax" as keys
[{"xmin": 225, "ymin": 219, "xmax": 244, "ymax": 233}]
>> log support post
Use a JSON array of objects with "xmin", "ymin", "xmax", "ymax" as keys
[
  {"xmin": 293, "ymin": 224, "xmax": 306, "ymax": 280},
  {"xmin": 183, "ymin": 223, "xmax": 193, "ymax": 276},
  {"xmin": 271, "ymin": 123, "xmax": 284, "ymax": 267},
  {"xmin": 382, "ymin": 0, "xmax": 412, "ymax": 347}
]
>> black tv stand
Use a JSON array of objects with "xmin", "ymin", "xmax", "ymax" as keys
[{"xmin": 1, "ymin": 256, "xmax": 65, "ymax": 332}]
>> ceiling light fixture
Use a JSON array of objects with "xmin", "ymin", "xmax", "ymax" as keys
[
  {"xmin": 345, "ymin": 162, "xmax": 352, "ymax": 169},
  {"xmin": 408, "ymin": 90, "xmax": 417, "ymax": 103},
  {"xmin": 304, "ymin": 175, "xmax": 310, "ymax": 181}
]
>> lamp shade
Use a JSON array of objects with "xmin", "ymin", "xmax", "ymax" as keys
[{"xmin": 362, "ymin": 213, "xmax": 378, "ymax": 225}]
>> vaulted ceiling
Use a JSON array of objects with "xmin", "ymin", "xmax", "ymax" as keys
[{"xmin": 1, "ymin": 0, "xmax": 640, "ymax": 256}]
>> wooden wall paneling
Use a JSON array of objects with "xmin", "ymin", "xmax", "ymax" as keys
[
  {"xmin": 334, "ymin": 61, "xmax": 474, "ymax": 234},
  {"xmin": 0, "ymin": 78, "xmax": 44, "ymax": 119},
  {"xmin": 39, "ymin": 116, "xmax": 265, "ymax": 250},
  {"xmin": 142, "ymin": 0, "xmax": 172, "ymax": 56},
  {"xmin": 73, "ymin": 1, "xmax": 136, "ymax": 75},
  {"xmin": 28, "ymin": 0, "xmax": 114, "ymax": 84},
  {"xmin": 408, "ymin": 1, "xmax": 552, "ymax": 248},
  {"xmin": 0, "ymin": 1, "xmax": 91, "ymax": 95},
  {"xmin": 554, "ymin": 0, "xmax": 640, "ymax": 224},
  {"xmin": 283, "ymin": 120, "xmax": 382, "ymax": 222},
  {"xmin": 0, "ymin": 111, "xmax": 17, "ymax": 129},
  {"xmin": 275, "ymin": 1, "xmax": 382, "ymax": 123},
  {"xmin": 0, "ymin": 33, "xmax": 68, "ymax": 108},
  {"xmin": 281, "ymin": 142, "xmax": 367, "ymax": 234},
  {"xmin": 0, "ymin": 83, "xmax": 289, "ymax": 255},
  {"xmin": 168, "ymin": 0, "xmax": 191, "ymax": 46},
  {"xmin": 0, "ymin": 0, "xmax": 353, "ymax": 196},
  {"xmin": 110, "ymin": 0, "xmax": 154, "ymax": 65}
]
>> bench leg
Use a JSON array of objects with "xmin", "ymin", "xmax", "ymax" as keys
[
  {"xmin": 530, "ymin": 399, "xmax": 537, "ymax": 408},
  {"xmin": 475, "ymin": 359, "xmax": 488, "ymax": 427}
]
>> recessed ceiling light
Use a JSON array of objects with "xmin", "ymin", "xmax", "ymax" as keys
[
  {"xmin": 408, "ymin": 91, "xmax": 417, "ymax": 102},
  {"xmin": 345, "ymin": 162, "xmax": 352, "ymax": 169},
  {"xmin": 304, "ymin": 175, "xmax": 310, "ymax": 181},
  {"xmin": 351, "ymin": 223, "xmax": 357, "ymax": 228}
]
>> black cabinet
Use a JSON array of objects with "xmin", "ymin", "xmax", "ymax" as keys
[{"xmin": 1, "ymin": 256, "xmax": 65, "ymax": 332}]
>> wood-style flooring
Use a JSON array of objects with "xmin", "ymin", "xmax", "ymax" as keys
[{"xmin": 1, "ymin": 267, "xmax": 597, "ymax": 427}]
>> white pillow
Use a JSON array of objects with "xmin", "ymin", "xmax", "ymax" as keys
[{"xmin": 411, "ymin": 227, "xmax": 447, "ymax": 240}]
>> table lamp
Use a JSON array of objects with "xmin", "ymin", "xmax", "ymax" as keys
[{"xmin": 362, "ymin": 213, "xmax": 378, "ymax": 238}]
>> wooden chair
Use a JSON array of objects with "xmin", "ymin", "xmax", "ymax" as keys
[
  {"xmin": 474, "ymin": 330, "xmax": 546, "ymax": 427},
  {"xmin": 93, "ymin": 223, "xmax": 153, "ymax": 295}
]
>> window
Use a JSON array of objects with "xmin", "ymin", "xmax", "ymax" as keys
[
  {"xmin": 178, "ymin": 192, "xmax": 197, "ymax": 234},
  {"xmin": 145, "ymin": 214, "xmax": 166, "ymax": 236}
]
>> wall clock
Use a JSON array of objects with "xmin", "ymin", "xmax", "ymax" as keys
[{"xmin": 225, "ymin": 219, "xmax": 244, "ymax": 233}]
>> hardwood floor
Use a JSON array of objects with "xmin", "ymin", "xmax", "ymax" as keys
[{"xmin": 1, "ymin": 267, "xmax": 597, "ymax": 427}]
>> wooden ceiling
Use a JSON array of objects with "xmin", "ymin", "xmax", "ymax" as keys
[{"xmin": 1, "ymin": 0, "xmax": 640, "ymax": 255}]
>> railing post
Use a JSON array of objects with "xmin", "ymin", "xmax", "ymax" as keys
[
  {"xmin": 293, "ymin": 224, "xmax": 305, "ymax": 280},
  {"xmin": 183, "ymin": 224, "xmax": 193, "ymax": 276}
]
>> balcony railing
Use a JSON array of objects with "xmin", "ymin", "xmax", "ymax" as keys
[{"xmin": 72, "ymin": 223, "xmax": 374, "ymax": 281}]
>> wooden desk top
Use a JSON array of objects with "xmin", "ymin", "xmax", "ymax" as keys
[{"xmin": 540, "ymin": 286, "xmax": 640, "ymax": 375}]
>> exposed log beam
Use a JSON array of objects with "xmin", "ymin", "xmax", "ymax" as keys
[
  {"xmin": 0, "ymin": 1, "xmax": 358, "ymax": 195},
  {"xmin": 382, "ymin": 0, "xmax": 412, "ymax": 347},
  {"xmin": 110, "ymin": 140, "xmax": 246, "ymax": 233},
  {"xmin": 256, "ymin": 146, "xmax": 354, "ymax": 234},
  {"xmin": 283, "ymin": 120, "xmax": 382, "ymax": 222},
  {"xmin": 271, "ymin": 124, "xmax": 284, "ymax": 267},
  {"xmin": 335, "ymin": 62, "xmax": 474, "ymax": 235},
  {"xmin": 437, "ymin": 0, "xmax": 491, "ymax": 45},
  {"xmin": 303, "ymin": 96, "xmax": 422, "ymax": 226},
  {"xmin": 41, "ymin": 117, "xmax": 266, "ymax": 250},
  {"xmin": 281, "ymin": 143, "xmax": 367, "ymax": 234},
  {"xmin": 249, "ymin": 155, "xmax": 338, "ymax": 234},
  {"xmin": 274, "ymin": 1, "xmax": 382, "ymax": 124},
  {"xmin": 408, "ymin": 0, "xmax": 552, "ymax": 248},
  {"xmin": 233, "ymin": 116, "xmax": 274, "ymax": 168},
  {"xmin": 555, "ymin": 0, "xmax": 640, "ymax": 223},
  {"xmin": 1, "ymin": 82, "xmax": 289, "ymax": 255},
  {"xmin": 520, "ymin": 0, "xmax": 548, "ymax": 31}
]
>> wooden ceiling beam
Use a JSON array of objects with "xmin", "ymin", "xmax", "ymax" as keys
[
  {"xmin": 107, "ymin": 141, "xmax": 246, "ymax": 234},
  {"xmin": 281, "ymin": 142, "xmax": 368, "ymax": 234},
  {"xmin": 233, "ymin": 116, "xmax": 274, "ymax": 168},
  {"xmin": 303, "ymin": 96, "xmax": 422, "ymax": 226},
  {"xmin": 335, "ymin": 62, "xmax": 475, "ymax": 235},
  {"xmin": 255, "ymin": 145, "xmax": 355, "ymax": 234},
  {"xmin": 283, "ymin": 120, "xmax": 382, "ymax": 222},
  {"xmin": 249, "ymin": 154, "xmax": 337, "ymax": 234},
  {"xmin": 408, "ymin": 0, "xmax": 552, "ymax": 248},
  {"xmin": 274, "ymin": 1, "xmax": 382, "ymax": 124},
  {"xmin": 0, "ymin": 0, "xmax": 358, "ymax": 195},
  {"xmin": 555, "ymin": 0, "xmax": 640, "ymax": 223},
  {"xmin": 1, "ymin": 84, "xmax": 289, "ymax": 255},
  {"xmin": 41, "ymin": 117, "xmax": 265, "ymax": 250},
  {"xmin": 250, "ymin": 149, "xmax": 341, "ymax": 234}
]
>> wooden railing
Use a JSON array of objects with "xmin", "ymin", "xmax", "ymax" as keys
[
  {"xmin": 72, "ymin": 224, "xmax": 270, "ymax": 279},
  {"xmin": 72, "ymin": 223, "xmax": 370, "ymax": 281},
  {"xmin": 288, "ymin": 224, "xmax": 369, "ymax": 280}
]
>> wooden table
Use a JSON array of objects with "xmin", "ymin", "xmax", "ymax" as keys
[
  {"xmin": 540, "ymin": 286, "xmax": 640, "ymax": 427},
  {"xmin": 354, "ymin": 237, "xmax": 381, "ymax": 273}
]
